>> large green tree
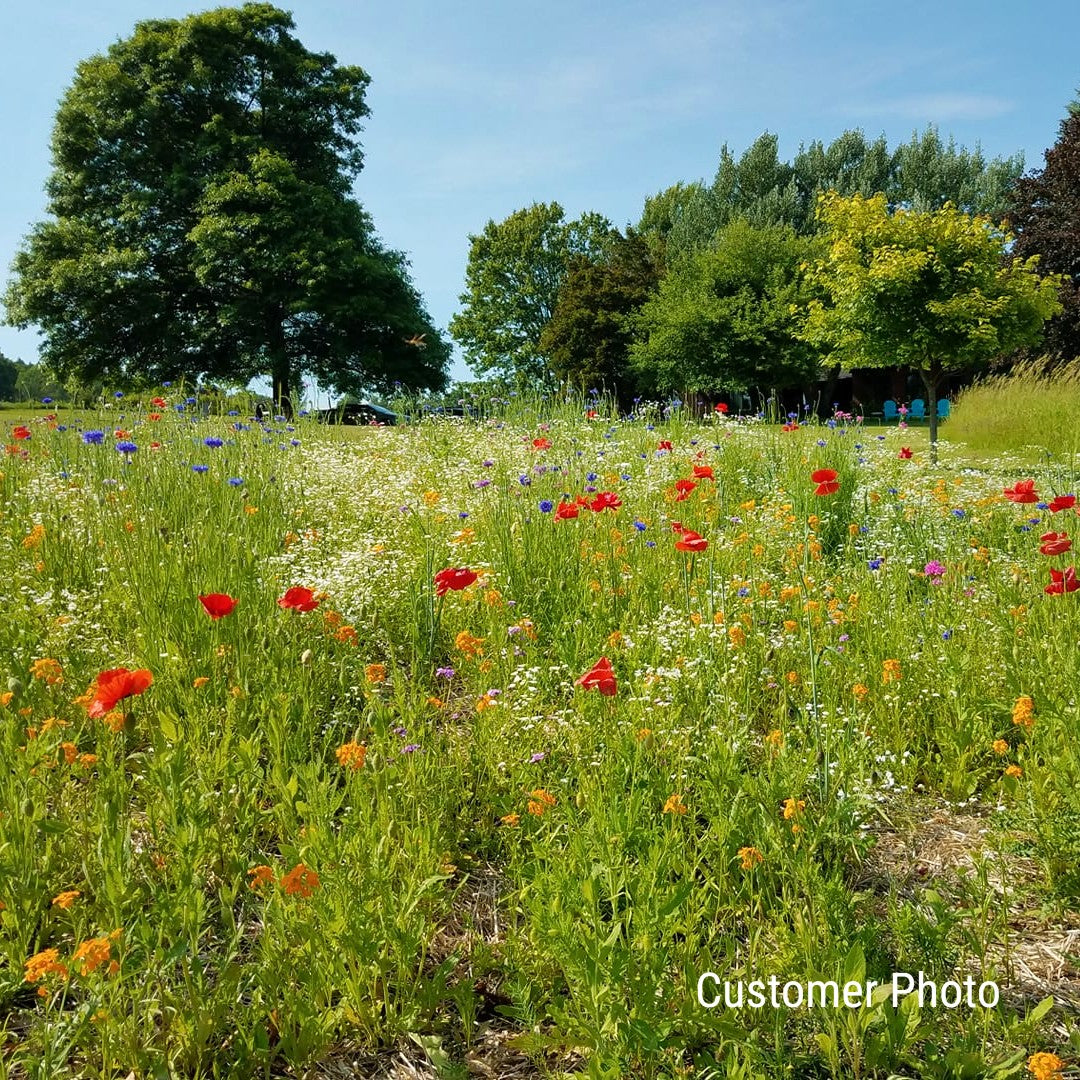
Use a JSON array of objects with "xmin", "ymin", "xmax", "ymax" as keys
[
  {"xmin": 450, "ymin": 203, "xmax": 613, "ymax": 383},
  {"xmin": 803, "ymin": 192, "xmax": 1062, "ymax": 455},
  {"xmin": 3, "ymin": 3, "xmax": 448, "ymax": 409},
  {"xmin": 539, "ymin": 230, "xmax": 662, "ymax": 403},
  {"xmin": 631, "ymin": 219, "xmax": 821, "ymax": 397},
  {"xmin": 1007, "ymin": 99, "xmax": 1080, "ymax": 368}
]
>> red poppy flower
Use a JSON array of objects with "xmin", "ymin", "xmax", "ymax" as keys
[
  {"xmin": 199, "ymin": 593, "xmax": 239, "ymax": 618},
  {"xmin": 532, "ymin": 437, "xmax": 551, "ymax": 451},
  {"xmin": 1003, "ymin": 479, "xmax": 1038, "ymax": 504},
  {"xmin": 151, "ymin": 397, "xmax": 167, "ymax": 408},
  {"xmin": 673, "ymin": 479, "xmax": 696, "ymax": 502},
  {"xmin": 554, "ymin": 500, "xmax": 580, "ymax": 521},
  {"xmin": 148, "ymin": 412, "xmax": 162, "ymax": 422},
  {"xmin": 1045, "ymin": 566, "xmax": 1079, "ymax": 594},
  {"xmin": 574, "ymin": 494, "xmax": 591, "ymax": 507},
  {"xmin": 12, "ymin": 426, "xmax": 31, "ymax": 440},
  {"xmin": 714, "ymin": 402, "xmax": 729, "ymax": 414},
  {"xmin": 782, "ymin": 422, "xmax": 799, "ymax": 432},
  {"xmin": 670, "ymin": 520, "xmax": 684, "ymax": 533},
  {"xmin": 114, "ymin": 430, "xmax": 128, "ymax": 439},
  {"xmin": 657, "ymin": 440, "xmax": 673, "ymax": 452},
  {"xmin": 811, "ymin": 468, "xmax": 839, "ymax": 496},
  {"xmin": 692, "ymin": 465, "xmax": 714, "ymax": 480},
  {"xmin": 898, "ymin": 447, "xmax": 912, "ymax": 459},
  {"xmin": 589, "ymin": 491, "xmax": 622, "ymax": 512},
  {"xmin": 1039, "ymin": 532, "xmax": 1072, "ymax": 556},
  {"xmin": 433, "ymin": 568, "xmax": 478, "ymax": 596},
  {"xmin": 86, "ymin": 667, "xmax": 153, "ymax": 718},
  {"xmin": 576, "ymin": 656, "xmax": 617, "ymax": 696},
  {"xmin": 585, "ymin": 409, "xmax": 598, "ymax": 419},
  {"xmin": 1048, "ymin": 495, "xmax": 1076, "ymax": 513},
  {"xmin": 675, "ymin": 529, "xmax": 708, "ymax": 553},
  {"xmin": 278, "ymin": 586, "xmax": 320, "ymax": 611}
]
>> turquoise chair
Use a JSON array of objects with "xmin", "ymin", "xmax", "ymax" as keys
[
  {"xmin": 909, "ymin": 398, "xmax": 926, "ymax": 421},
  {"xmin": 937, "ymin": 399, "xmax": 950, "ymax": 419},
  {"xmin": 883, "ymin": 399, "xmax": 898, "ymax": 421}
]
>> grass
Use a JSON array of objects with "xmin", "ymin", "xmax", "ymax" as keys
[{"xmin": 1, "ymin": 394, "xmax": 1078, "ymax": 1079}]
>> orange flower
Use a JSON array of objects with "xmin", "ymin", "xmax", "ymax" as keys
[
  {"xmin": 78, "ymin": 753, "xmax": 98, "ymax": 768},
  {"xmin": 662, "ymin": 793, "xmax": 687, "ymax": 816},
  {"xmin": 86, "ymin": 667, "xmax": 153, "ymax": 718},
  {"xmin": 782, "ymin": 798, "xmax": 806, "ymax": 820},
  {"xmin": 30, "ymin": 658, "xmax": 64, "ymax": 685},
  {"xmin": 336, "ymin": 741, "xmax": 367, "ymax": 770},
  {"xmin": 764, "ymin": 729, "xmax": 783, "ymax": 748},
  {"xmin": 1011, "ymin": 695, "xmax": 1035, "ymax": 730},
  {"xmin": 738, "ymin": 846, "xmax": 764, "ymax": 870},
  {"xmin": 526, "ymin": 789, "xmax": 556, "ymax": 816},
  {"xmin": 992, "ymin": 739, "xmax": 1009, "ymax": 755},
  {"xmin": 280, "ymin": 863, "xmax": 321, "ymax": 898},
  {"xmin": 72, "ymin": 932, "xmax": 120, "ymax": 976},
  {"xmin": 852, "ymin": 683, "xmax": 870, "ymax": 700},
  {"xmin": 500, "ymin": 812, "xmax": 520, "ymax": 827},
  {"xmin": 881, "ymin": 659, "xmax": 902, "ymax": 684},
  {"xmin": 52, "ymin": 890, "xmax": 81, "ymax": 910},
  {"xmin": 247, "ymin": 865, "xmax": 275, "ymax": 890},
  {"xmin": 364, "ymin": 663, "xmax": 386, "ymax": 684},
  {"xmin": 193, "ymin": 677, "xmax": 210, "ymax": 689},
  {"xmin": 24, "ymin": 948, "xmax": 68, "ymax": 985},
  {"xmin": 1005, "ymin": 764, "xmax": 1023, "ymax": 779},
  {"xmin": 335, "ymin": 625, "xmax": 358, "ymax": 645},
  {"xmin": 454, "ymin": 631, "xmax": 485, "ymax": 657},
  {"xmin": 1026, "ymin": 1053, "xmax": 1066, "ymax": 1080},
  {"xmin": 60, "ymin": 741, "xmax": 78, "ymax": 765}
]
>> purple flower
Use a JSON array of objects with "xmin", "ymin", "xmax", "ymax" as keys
[
  {"xmin": 924, "ymin": 561, "xmax": 946, "ymax": 577},
  {"xmin": 436, "ymin": 666, "xmax": 455, "ymax": 679},
  {"xmin": 401, "ymin": 744, "xmax": 421, "ymax": 754},
  {"xmin": 530, "ymin": 752, "xmax": 546, "ymax": 763}
]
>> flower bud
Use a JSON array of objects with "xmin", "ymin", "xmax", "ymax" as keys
[{"xmin": 300, "ymin": 649, "xmax": 313, "ymax": 667}]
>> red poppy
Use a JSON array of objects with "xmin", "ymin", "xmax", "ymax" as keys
[
  {"xmin": 811, "ymin": 468, "xmax": 839, "ymax": 496},
  {"xmin": 714, "ymin": 402, "xmax": 729, "ymax": 414},
  {"xmin": 12, "ymin": 426, "xmax": 31, "ymax": 440},
  {"xmin": 673, "ymin": 479, "xmax": 696, "ymax": 502},
  {"xmin": 1003, "ymin": 479, "xmax": 1038, "ymax": 504},
  {"xmin": 675, "ymin": 529, "xmax": 708, "ymax": 553},
  {"xmin": 148, "ymin": 412, "xmax": 162, "ymax": 422},
  {"xmin": 532, "ymin": 437, "xmax": 551, "ymax": 450},
  {"xmin": 692, "ymin": 465, "xmax": 714, "ymax": 480},
  {"xmin": 898, "ymin": 447, "xmax": 912, "ymax": 459},
  {"xmin": 114, "ymin": 430, "xmax": 128, "ymax": 439},
  {"xmin": 670, "ymin": 520, "xmax": 684, "ymax": 533},
  {"xmin": 574, "ymin": 494, "xmax": 591, "ymax": 507},
  {"xmin": 585, "ymin": 409, "xmax": 598, "ymax": 419},
  {"xmin": 151, "ymin": 397, "xmax": 167, "ymax": 408},
  {"xmin": 782, "ymin": 422, "xmax": 799, "ymax": 432},
  {"xmin": 86, "ymin": 667, "xmax": 153, "ymax": 718},
  {"xmin": 657, "ymin": 440, "xmax": 673, "ymax": 452},
  {"xmin": 554, "ymin": 500, "xmax": 580, "ymax": 521},
  {"xmin": 1045, "ymin": 566, "xmax": 1079, "ymax": 595},
  {"xmin": 433, "ymin": 568, "xmax": 478, "ymax": 596},
  {"xmin": 576, "ymin": 657, "xmax": 617, "ymax": 696},
  {"xmin": 1048, "ymin": 495, "xmax": 1077, "ymax": 513},
  {"xmin": 589, "ymin": 491, "xmax": 621, "ymax": 513},
  {"xmin": 199, "ymin": 593, "xmax": 239, "ymax": 618},
  {"xmin": 278, "ymin": 586, "xmax": 320, "ymax": 611},
  {"xmin": 1039, "ymin": 532, "xmax": 1072, "ymax": 556}
]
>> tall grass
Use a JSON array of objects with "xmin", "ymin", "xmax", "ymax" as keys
[{"xmin": 947, "ymin": 358, "xmax": 1080, "ymax": 464}]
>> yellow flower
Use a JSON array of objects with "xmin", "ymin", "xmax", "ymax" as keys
[
  {"xmin": 1027, "ymin": 1052, "xmax": 1066, "ymax": 1080},
  {"xmin": 662, "ymin": 793, "xmax": 687, "ymax": 816},
  {"xmin": 881, "ymin": 659, "xmax": 902, "ymax": 684},
  {"xmin": 244, "ymin": 505, "xmax": 258, "ymax": 515},
  {"xmin": 782, "ymin": 798, "xmax": 806, "ymax": 820},
  {"xmin": 192, "ymin": 677, "xmax": 209, "ymax": 689},
  {"xmin": 1011, "ymin": 695, "xmax": 1035, "ymax": 730},
  {"xmin": 422, "ymin": 490, "xmax": 441, "ymax": 506},
  {"xmin": 426, "ymin": 696, "xmax": 445, "ymax": 709},
  {"xmin": 1005, "ymin": 764, "xmax": 1023, "ymax": 779},
  {"xmin": 52, "ymin": 889, "xmax": 81, "ymax": 910},
  {"xmin": 0, "ymin": 691, "xmax": 13, "ymax": 707},
  {"xmin": 738, "ymin": 846, "xmax": 764, "ymax": 870},
  {"xmin": 783, "ymin": 619, "xmax": 798, "ymax": 633},
  {"xmin": 450, "ymin": 528, "xmax": 475, "ymax": 544},
  {"xmin": 728, "ymin": 626, "xmax": 746, "ymax": 648},
  {"xmin": 78, "ymin": 753, "xmax": 98, "ymax": 768},
  {"xmin": 60, "ymin": 742, "xmax": 78, "ymax": 765},
  {"xmin": 779, "ymin": 586, "xmax": 799, "ymax": 602},
  {"xmin": 992, "ymin": 739, "xmax": 1009, "ymax": 755},
  {"xmin": 336, "ymin": 741, "xmax": 367, "ymax": 770},
  {"xmin": 764, "ymin": 729, "xmax": 783, "ymax": 748},
  {"xmin": 852, "ymin": 683, "xmax": 869, "ymax": 701}
]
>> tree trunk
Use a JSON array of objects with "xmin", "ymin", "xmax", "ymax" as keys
[
  {"xmin": 920, "ymin": 359, "xmax": 942, "ymax": 463},
  {"xmin": 268, "ymin": 312, "xmax": 292, "ymax": 418}
]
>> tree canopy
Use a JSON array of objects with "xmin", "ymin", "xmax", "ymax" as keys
[
  {"xmin": 1007, "ymin": 99, "xmax": 1080, "ymax": 368},
  {"xmin": 3, "ymin": 3, "xmax": 448, "ymax": 407},
  {"xmin": 803, "ymin": 193, "xmax": 1062, "ymax": 452},
  {"xmin": 631, "ymin": 220, "xmax": 821, "ymax": 398},
  {"xmin": 450, "ymin": 203, "xmax": 614, "ymax": 383}
]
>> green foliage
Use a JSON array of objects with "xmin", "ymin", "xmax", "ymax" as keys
[
  {"xmin": 2, "ymin": 3, "xmax": 448, "ymax": 405},
  {"xmin": 450, "ymin": 202, "xmax": 614, "ymax": 382},
  {"xmin": 539, "ymin": 231, "xmax": 662, "ymax": 403},
  {"xmin": 632, "ymin": 219, "xmax": 821, "ymax": 395},
  {"xmin": 803, "ymin": 192, "xmax": 1063, "ymax": 448}
]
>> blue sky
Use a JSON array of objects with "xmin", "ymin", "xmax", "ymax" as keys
[{"xmin": 2, "ymin": 0, "xmax": 1078, "ymax": 390}]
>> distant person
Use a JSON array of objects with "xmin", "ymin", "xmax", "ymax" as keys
[{"xmin": 254, "ymin": 403, "xmax": 264, "ymax": 422}]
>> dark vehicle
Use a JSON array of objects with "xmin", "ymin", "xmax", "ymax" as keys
[{"xmin": 317, "ymin": 401, "xmax": 397, "ymax": 426}]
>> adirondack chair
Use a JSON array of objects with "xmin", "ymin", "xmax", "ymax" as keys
[
  {"xmin": 909, "ymin": 398, "xmax": 926, "ymax": 421},
  {"xmin": 882, "ymin": 399, "xmax": 898, "ymax": 421},
  {"xmin": 937, "ymin": 398, "xmax": 950, "ymax": 419}
]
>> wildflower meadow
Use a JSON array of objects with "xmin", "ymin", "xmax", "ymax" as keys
[{"xmin": 1, "ymin": 394, "xmax": 1078, "ymax": 1079}]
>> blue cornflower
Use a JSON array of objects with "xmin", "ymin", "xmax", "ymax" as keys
[
  {"xmin": 586, "ymin": 472, "xmax": 597, "ymax": 482},
  {"xmin": 633, "ymin": 520, "xmax": 647, "ymax": 531},
  {"xmin": 114, "ymin": 391, "xmax": 124, "ymax": 399},
  {"xmin": 115, "ymin": 440, "xmax": 138, "ymax": 453},
  {"xmin": 204, "ymin": 437, "xmax": 224, "ymax": 449},
  {"xmin": 737, "ymin": 587, "xmax": 750, "ymax": 597},
  {"xmin": 645, "ymin": 540, "xmax": 656, "ymax": 548},
  {"xmin": 942, "ymin": 630, "xmax": 952, "ymax": 641},
  {"xmin": 952, "ymin": 508, "xmax": 965, "ymax": 519},
  {"xmin": 519, "ymin": 474, "xmax": 531, "ymax": 486},
  {"xmin": 82, "ymin": 430, "xmax": 105, "ymax": 445},
  {"xmin": 539, "ymin": 499, "xmax": 554, "ymax": 513},
  {"xmin": 191, "ymin": 464, "xmax": 209, "ymax": 473},
  {"xmin": 869, "ymin": 557, "xmax": 883, "ymax": 571},
  {"xmin": 42, "ymin": 397, "xmax": 53, "ymax": 404},
  {"xmin": 228, "ymin": 477, "xmax": 244, "ymax": 486},
  {"xmin": 817, "ymin": 439, "xmax": 827, "ymax": 447},
  {"xmin": 290, "ymin": 439, "xmax": 300, "ymax": 446}
]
